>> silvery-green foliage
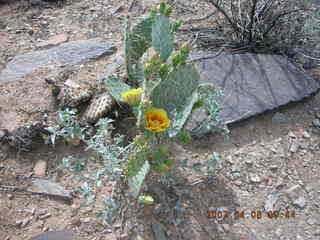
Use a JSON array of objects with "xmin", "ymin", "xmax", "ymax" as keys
[
  {"xmin": 190, "ymin": 84, "xmax": 229, "ymax": 138},
  {"xmin": 100, "ymin": 196, "xmax": 120, "ymax": 224},
  {"xmin": 77, "ymin": 181, "xmax": 95, "ymax": 202},
  {"xmin": 46, "ymin": 108, "xmax": 85, "ymax": 145},
  {"xmin": 180, "ymin": 151, "xmax": 221, "ymax": 176},
  {"xmin": 85, "ymin": 118, "xmax": 134, "ymax": 181},
  {"xmin": 61, "ymin": 155, "xmax": 87, "ymax": 173}
]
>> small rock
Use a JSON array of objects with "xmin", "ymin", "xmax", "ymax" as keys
[
  {"xmin": 315, "ymin": 112, "xmax": 320, "ymax": 119},
  {"xmin": 302, "ymin": 131, "xmax": 311, "ymax": 138},
  {"xmin": 293, "ymin": 196, "xmax": 306, "ymax": 209},
  {"xmin": 275, "ymin": 227, "xmax": 282, "ymax": 237},
  {"xmin": 307, "ymin": 217, "xmax": 316, "ymax": 225},
  {"xmin": 288, "ymin": 131, "xmax": 296, "ymax": 138},
  {"xmin": 276, "ymin": 178, "xmax": 285, "ymax": 189},
  {"xmin": 38, "ymin": 209, "xmax": 48, "ymax": 216},
  {"xmin": 80, "ymin": 217, "xmax": 92, "ymax": 223},
  {"xmin": 265, "ymin": 193, "xmax": 279, "ymax": 211},
  {"xmin": 289, "ymin": 142, "xmax": 299, "ymax": 153},
  {"xmin": 245, "ymin": 159, "xmax": 253, "ymax": 165},
  {"xmin": 16, "ymin": 220, "xmax": 23, "ymax": 227},
  {"xmin": 21, "ymin": 218, "xmax": 32, "ymax": 227},
  {"xmin": 285, "ymin": 184, "xmax": 307, "ymax": 208},
  {"xmin": 33, "ymin": 159, "xmax": 47, "ymax": 177},
  {"xmin": 38, "ymin": 212, "xmax": 51, "ymax": 220},
  {"xmin": 249, "ymin": 174, "xmax": 262, "ymax": 183},
  {"xmin": 312, "ymin": 119, "xmax": 320, "ymax": 128},
  {"xmin": 7, "ymin": 193, "xmax": 14, "ymax": 200},
  {"xmin": 269, "ymin": 165, "xmax": 278, "ymax": 171}
]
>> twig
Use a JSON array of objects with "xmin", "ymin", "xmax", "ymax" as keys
[
  {"xmin": 248, "ymin": 0, "xmax": 258, "ymax": 43},
  {"xmin": 188, "ymin": 47, "xmax": 225, "ymax": 62},
  {"xmin": 263, "ymin": 9, "xmax": 307, "ymax": 38},
  {"xmin": 207, "ymin": 0, "xmax": 240, "ymax": 35},
  {"xmin": 128, "ymin": 0, "xmax": 136, "ymax": 12},
  {"xmin": 184, "ymin": 11, "xmax": 217, "ymax": 24}
]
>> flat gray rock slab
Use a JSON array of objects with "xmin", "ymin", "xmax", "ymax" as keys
[
  {"xmin": 191, "ymin": 51, "xmax": 320, "ymax": 124},
  {"xmin": 0, "ymin": 38, "xmax": 115, "ymax": 83},
  {"xmin": 27, "ymin": 179, "xmax": 72, "ymax": 201},
  {"xmin": 30, "ymin": 231, "xmax": 77, "ymax": 240}
]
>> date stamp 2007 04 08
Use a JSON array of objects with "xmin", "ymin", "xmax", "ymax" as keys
[{"xmin": 207, "ymin": 210, "xmax": 296, "ymax": 220}]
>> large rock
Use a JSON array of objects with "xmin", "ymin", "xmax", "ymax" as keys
[
  {"xmin": 0, "ymin": 38, "xmax": 115, "ymax": 83},
  {"xmin": 188, "ymin": 52, "xmax": 320, "ymax": 129}
]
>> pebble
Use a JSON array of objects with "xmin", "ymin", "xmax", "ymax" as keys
[
  {"xmin": 276, "ymin": 178, "xmax": 285, "ymax": 189},
  {"xmin": 269, "ymin": 165, "xmax": 278, "ymax": 171},
  {"xmin": 249, "ymin": 174, "xmax": 262, "ymax": 183},
  {"xmin": 307, "ymin": 217, "xmax": 316, "ymax": 225},
  {"xmin": 289, "ymin": 143, "xmax": 299, "ymax": 153},
  {"xmin": 245, "ymin": 159, "xmax": 253, "ymax": 165},
  {"xmin": 288, "ymin": 131, "xmax": 296, "ymax": 138},
  {"xmin": 7, "ymin": 193, "xmax": 14, "ymax": 200},
  {"xmin": 264, "ymin": 194, "xmax": 279, "ymax": 211},
  {"xmin": 80, "ymin": 217, "xmax": 92, "ymax": 223},
  {"xmin": 33, "ymin": 159, "xmax": 47, "ymax": 177},
  {"xmin": 312, "ymin": 119, "xmax": 320, "ymax": 128},
  {"xmin": 302, "ymin": 131, "xmax": 311, "ymax": 138},
  {"xmin": 38, "ymin": 212, "xmax": 51, "ymax": 220},
  {"xmin": 293, "ymin": 196, "xmax": 307, "ymax": 209}
]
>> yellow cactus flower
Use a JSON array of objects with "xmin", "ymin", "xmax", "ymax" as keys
[
  {"xmin": 139, "ymin": 195, "xmax": 154, "ymax": 205},
  {"xmin": 145, "ymin": 108, "xmax": 170, "ymax": 132},
  {"xmin": 121, "ymin": 88, "xmax": 143, "ymax": 105}
]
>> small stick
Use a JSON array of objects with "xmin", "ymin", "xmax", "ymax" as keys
[{"xmin": 128, "ymin": 0, "xmax": 137, "ymax": 12}]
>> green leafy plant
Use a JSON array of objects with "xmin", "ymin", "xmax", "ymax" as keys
[
  {"xmin": 46, "ymin": 108, "xmax": 86, "ymax": 145},
  {"xmin": 104, "ymin": 2, "xmax": 225, "ymax": 198},
  {"xmin": 51, "ymin": 4, "xmax": 225, "ymax": 223}
]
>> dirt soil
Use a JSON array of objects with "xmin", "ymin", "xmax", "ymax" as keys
[{"xmin": 1, "ymin": 0, "xmax": 320, "ymax": 240}]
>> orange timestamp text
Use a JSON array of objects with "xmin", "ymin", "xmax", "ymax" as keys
[{"xmin": 207, "ymin": 210, "xmax": 296, "ymax": 220}]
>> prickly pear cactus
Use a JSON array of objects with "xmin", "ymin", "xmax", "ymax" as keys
[
  {"xmin": 125, "ymin": 15, "xmax": 154, "ymax": 86},
  {"xmin": 151, "ymin": 15, "xmax": 173, "ymax": 62},
  {"xmin": 82, "ymin": 92, "xmax": 115, "ymax": 123},
  {"xmin": 105, "ymin": 2, "xmax": 223, "ymax": 198}
]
